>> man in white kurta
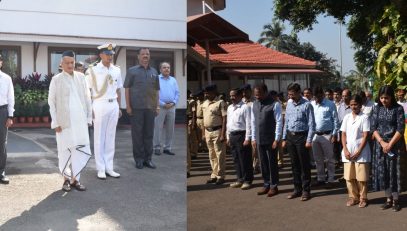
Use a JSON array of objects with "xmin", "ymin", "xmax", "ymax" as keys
[{"xmin": 48, "ymin": 50, "xmax": 92, "ymax": 192}]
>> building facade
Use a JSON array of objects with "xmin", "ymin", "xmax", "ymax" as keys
[{"xmin": 0, "ymin": 0, "xmax": 187, "ymax": 117}]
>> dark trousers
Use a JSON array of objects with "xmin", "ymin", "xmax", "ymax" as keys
[
  {"xmin": 287, "ymin": 133, "xmax": 311, "ymax": 193},
  {"xmin": 130, "ymin": 109, "xmax": 155, "ymax": 162},
  {"xmin": 258, "ymin": 143, "xmax": 279, "ymax": 188},
  {"xmin": 0, "ymin": 107, "xmax": 8, "ymax": 175},
  {"xmin": 333, "ymin": 132, "xmax": 342, "ymax": 163},
  {"xmin": 229, "ymin": 132, "xmax": 253, "ymax": 183}
]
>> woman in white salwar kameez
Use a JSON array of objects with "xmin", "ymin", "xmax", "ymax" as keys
[{"xmin": 48, "ymin": 50, "xmax": 92, "ymax": 192}]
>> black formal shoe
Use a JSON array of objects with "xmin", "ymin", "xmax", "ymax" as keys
[
  {"xmin": 0, "ymin": 176, "xmax": 10, "ymax": 184},
  {"xmin": 392, "ymin": 200, "xmax": 401, "ymax": 212},
  {"xmin": 154, "ymin": 150, "xmax": 161, "ymax": 156},
  {"xmin": 215, "ymin": 178, "xmax": 225, "ymax": 185},
  {"xmin": 135, "ymin": 161, "xmax": 144, "ymax": 169},
  {"xmin": 312, "ymin": 181, "xmax": 326, "ymax": 188},
  {"xmin": 143, "ymin": 160, "xmax": 156, "ymax": 169},
  {"xmin": 206, "ymin": 178, "xmax": 217, "ymax": 184},
  {"xmin": 381, "ymin": 200, "xmax": 392, "ymax": 210},
  {"xmin": 163, "ymin": 150, "xmax": 175, "ymax": 155},
  {"xmin": 62, "ymin": 180, "xmax": 71, "ymax": 192}
]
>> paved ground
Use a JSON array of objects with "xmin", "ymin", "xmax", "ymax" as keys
[
  {"xmin": 188, "ymin": 151, "xmax": 407, "ymax": 231},
  {"xmin": 0, "ymin": 126, "xmax": 186, "ymax": 231}
]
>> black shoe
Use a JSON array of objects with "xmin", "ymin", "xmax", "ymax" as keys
[
  {"xmin": 206, "ymin": 178, "xmax": 217, "ymax": 184},
  {"xmin": 187, "ymin": 172, "xmax": 191, "ymax": 178},
  {"xmin": 215, "ymin": 178, "xmax": 225, "ymax": 185},
  {"xmin": 135, "ymin": 161, "xmax": 144, "ymax": 169},
  {"xmin": 154, "ymin": 150, "xmax": 161, "ymax": 156},
  {"xmin": 312, "ymin": 181, "xmax": 326, "ymax": 188},
  {"xmin": 392, "ymin": 200, "xmax": 401, "ymax": 212},
  {"xmin": 71, "ymin": 181, "xmax": 86, "ymax": 191},
  {"xmin": 0, "ymin": 176, "xmax": 9, "ymax": 184},
  {"xmin": 163, "ymin": 150, "xmax": 175, "ymax": 155},
  {"xmin": 143, "ymin": 160, "xmax": 156, "ymax": 169},
  {"xmin": 381, "ymin": 200, "xmax": 393, "ymax": 210},
  {"xmin": 62, "ymin": 180, "xmax": 71, "ymax": 192}
]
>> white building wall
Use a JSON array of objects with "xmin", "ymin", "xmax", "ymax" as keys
[{"xmin": 0, "ymin": 0, "xmax": 186, "ymax": 43}]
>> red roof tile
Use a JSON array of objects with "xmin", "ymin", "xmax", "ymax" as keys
[{"xmin": 191, "ymin": 41, "xmax": 316, "ymax": 67}]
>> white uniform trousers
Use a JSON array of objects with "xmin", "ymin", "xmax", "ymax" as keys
[
  {"xmin": 153, "ymin": 106, "xmax": 176, "ymax": 151},
  {"xmin": 58, "ymin": 145, "xmax": 91, "ymax": 181},
  {"xmin": 93, "ymin": 100, "xmax": 119, "ymax": 172}
]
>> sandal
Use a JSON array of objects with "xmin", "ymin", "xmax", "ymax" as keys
[
  {"xmin": 346, "ymin": 198, "xmax": 359, "ymax": 207},
  {"xmin": 71, "ymin": 180, "xmax": 86, "ymax": 191},
  {"xmin": 358, "ymin": 199, "xmax": 368, "ymax": 208},
  {"xmin": 62, "ymin": 179, "xmax": 71, "ymax": 192}
]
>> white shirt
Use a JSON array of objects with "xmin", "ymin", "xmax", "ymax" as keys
[
  {"xmin": 362, "ymin": 99, "xmax": 375, "ymax": 116},
  {"xmin": 340, "ymin": 112, "xmax": 371, "ymax": 163},
  {"xmin": 0, "ymin": 70, "xmax": 14, "ymax": 117},
  {"xmin": 85, "ymin": 62, "xmax": 123, "ymax": 101},
  {"xmin": 226, "ymin": 101, "xmax": 251, "ymax": 141}
]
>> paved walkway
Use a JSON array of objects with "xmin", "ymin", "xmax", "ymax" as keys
[
  {"xmin": 0, "ymin": 126, "xmax": 186, "ymax": 231},
  {"xmin": 188, "ymin": 151, "xmax": 407, "ymax": 231}
]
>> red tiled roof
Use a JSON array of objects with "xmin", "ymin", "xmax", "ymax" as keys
[{"xmin": 191, "ymin": 41, "xmax": 316, "ymax": 67}]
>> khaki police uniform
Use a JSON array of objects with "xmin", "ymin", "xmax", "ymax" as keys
[
  {"xmin": 202, "ymin": 97, "xmax": 227, "ymax": 179},
  {"xmin": 187, "ymin": 98, "xmax": 197, "ymax": 172},
  {"xmin": 196, "ymin": 99, "xmax": 207, "ymax": 151}
]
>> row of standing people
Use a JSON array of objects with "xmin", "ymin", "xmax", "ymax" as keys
[
  {"xmin": 0, "ymin": 44, "xmax": 180, "ymax": 192},
  {"xmin": 188, "ymin": 82, "xmax": 407, "ymax": 211}
]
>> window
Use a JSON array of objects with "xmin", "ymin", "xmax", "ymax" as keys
[
  {"xmin": 126, "ymin": 49, "xmax": 175, "ymax": 76},
  {"xmin": 48, "ymin": 47, "xmax": 99, "ymax": 74},
  {"xmin": 0, "ymin": 46, "xmax": 21, "ymax": 78}
]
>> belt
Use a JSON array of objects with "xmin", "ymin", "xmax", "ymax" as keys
[
  {"xmin": 0, "ymin": 104, "xmax": 7, "ymax": 109},
  {"xmin": 197, "ymin": 117, "xmax": 203, "ymax": 119},
  {"xmin": 205, "ymin": 125, "xmax": 222, "ymax": 132},
  {"xmin": 315, "ymin": 130, "xmax": 332, "ymax": 136},
  {"xmin": 288, "ymin": 130, "xmax": 308, "ymax": 136},
  {"xmin": 230, "ymin": 130, "xmax": 246, "ymax": 136}
]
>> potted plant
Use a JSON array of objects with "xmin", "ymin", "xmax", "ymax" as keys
[
  {"xmin": 41, "ymin": 104, "xmax": 50, "ymax": 123},
  {"xmin": 33, "ymin": 104, "xmax": 41, "ymax": 123},
  {"xmin": 18, "ymin": 105, "xmax": 27, "ymax": 123},
  {"xmin": 26, "ymin": 104, "xmax": 35, "ymax": 123}
]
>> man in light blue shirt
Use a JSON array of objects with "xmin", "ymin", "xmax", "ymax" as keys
[
  {"xmin": 311, "ymin": 86, "xmax": 339, "ymax": 188},
  {"xmin": 153, "ymin": 62, "xmax": 179, "ymax": 155},
  {"xmin": 282, "ymin": 83, "xmax": 315, "ymax": 201}
]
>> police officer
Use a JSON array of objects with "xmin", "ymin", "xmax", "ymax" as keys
[
  {"xmin": 85, "ymin": 43, "xmax": 122, "ymax": 179},
  {"xmin": 187, "ymin": 90, "xmax": 197, "ymax": 177},
  {"xmin": 202, "ymin": 84, "xmax": 227, "ymax": 185},
  {"xmin": 0, "ymin": 54, "xmax": 14, "ymax": 184},
  {"xmin": 194, "ymin": 90, "xmax": 207, "ymax": 154}
]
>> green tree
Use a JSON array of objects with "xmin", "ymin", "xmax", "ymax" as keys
[
  {"xmin": 258, "ymin": 19, "xmax": 340, "ymax": 89},
  {"xmin": 274, "ymin": 0, "xmax": 407, "ymax": 91}
]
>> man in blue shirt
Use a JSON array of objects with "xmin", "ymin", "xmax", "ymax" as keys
[
  {"xmin": 311, "ymin": 86, "xmax": 339, "ymax": 188},
  {"xmin": 282, "ymin": 83, "xmax": 315, "ymax": 201},
  {"xmin": 153, "ymin": 62, "xmax": 180, "ymax": 156}
]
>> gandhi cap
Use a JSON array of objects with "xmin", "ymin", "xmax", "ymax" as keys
[
  {"xmin": 98, "ymin": 43, "xmax": 116, "ymax": 55},
  {"xmin": 62, "ymin": 50, "xmax": 75, "ymax": 58}
]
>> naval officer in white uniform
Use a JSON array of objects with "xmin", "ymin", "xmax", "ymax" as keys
[{"xmin": 86, "ymin": 43, "xmax": 122, "ymax": 179}]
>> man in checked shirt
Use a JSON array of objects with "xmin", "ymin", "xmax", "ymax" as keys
[{"xmin": 282, "ymin": 82, "xmax": 315, "ymax": 201}]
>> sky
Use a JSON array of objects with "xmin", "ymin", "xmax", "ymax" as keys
[{"xmin": 217, "ymin": 0, "xmax": 356, "ymax": 74}]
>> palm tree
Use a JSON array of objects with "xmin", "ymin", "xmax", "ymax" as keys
[{"xmin": 258, "ymin": 19, "xmax": 286, "ymax": 50}]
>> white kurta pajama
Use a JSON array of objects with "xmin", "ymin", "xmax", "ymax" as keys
[{"xmin": 49, "ymin": 71, "xmax": 92, "ymax": 181}]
